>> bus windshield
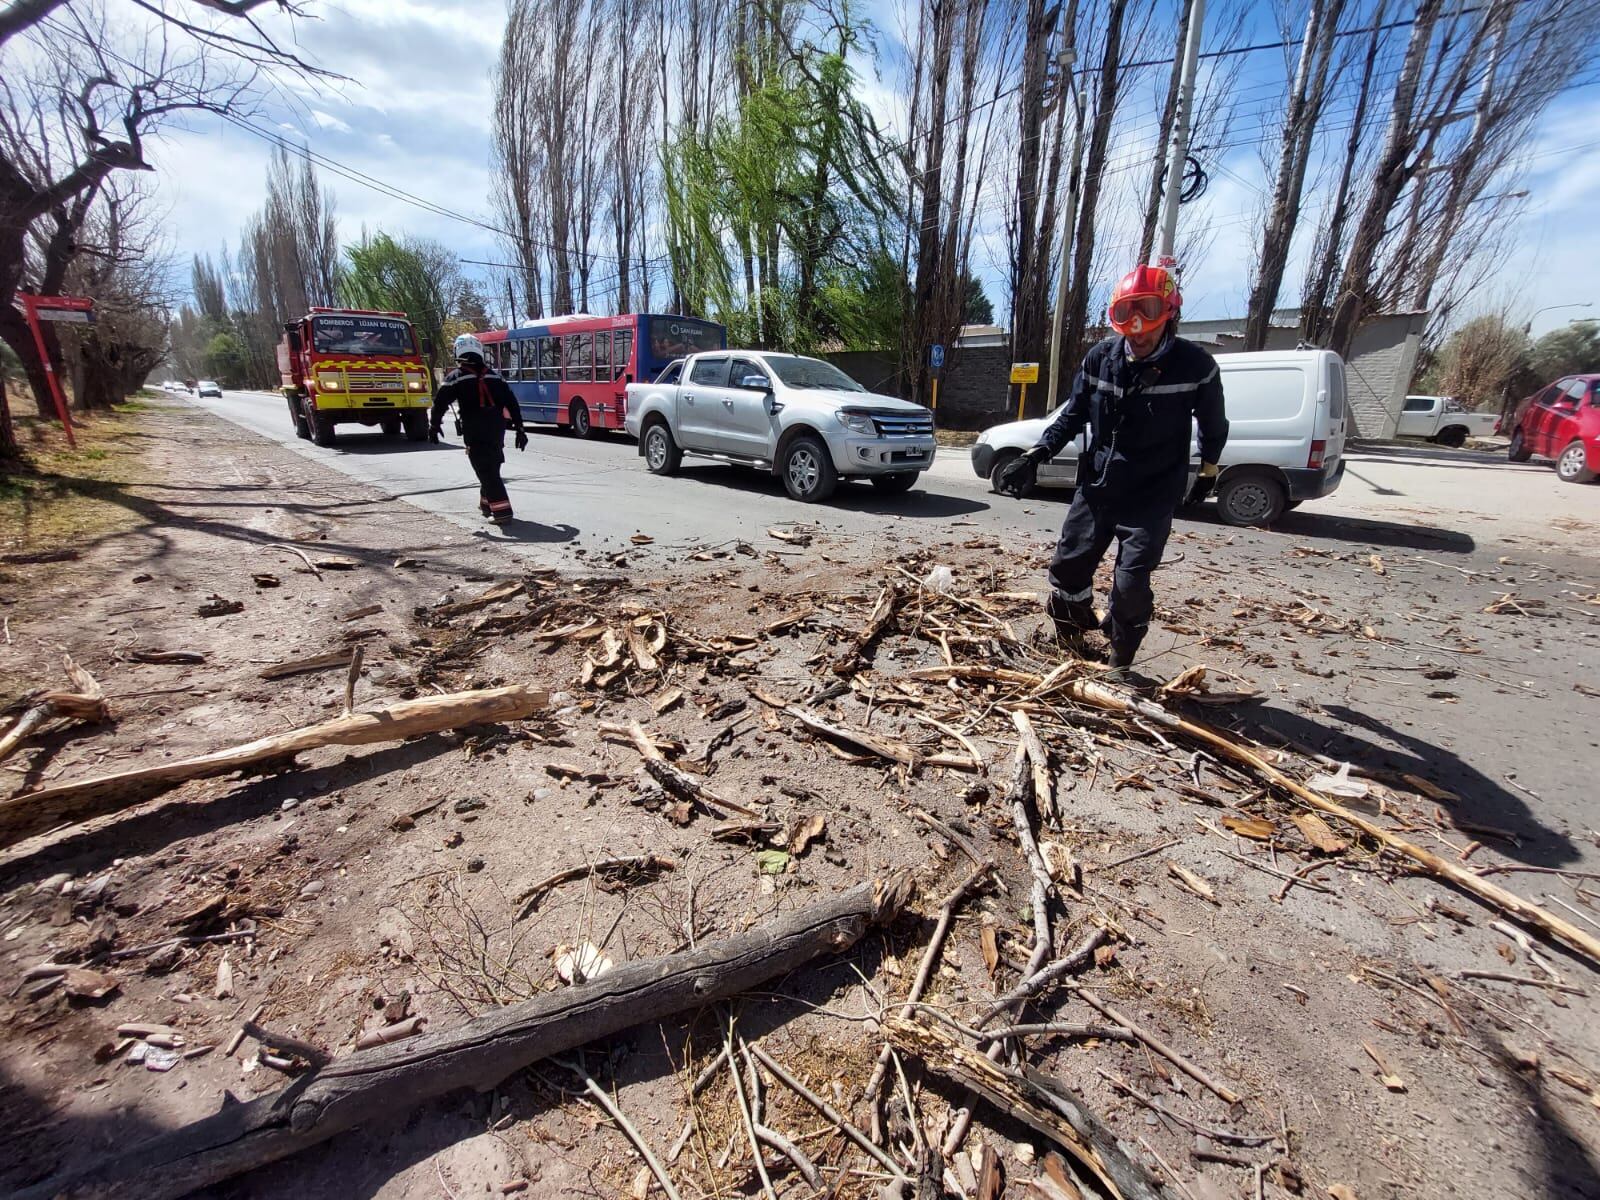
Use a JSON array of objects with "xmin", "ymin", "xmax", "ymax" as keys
[
  {"xmin": 765, "ymin": 355, "xmax": 865, "ymax": 392},
  {"xmin": 649, "ymin": 317, "xmax": 723, "ymax": 359},
  {"xmin": 313, "ymin": 316, "xmax": 415, "ymax": 356}
]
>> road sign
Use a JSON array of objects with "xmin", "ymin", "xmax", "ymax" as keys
[
  {"xmin": 34, "ymin": 306, "xmax": 95, "ymax": 324},
  {"xmin": 17, "ymin": 294, "xmax": 94, "ymax": 448},
  {"xmin": 1010, "ymin": 362, "xmax": 1039, "ymax": 384},
  {"xmin": 930, "ymin": 343, "xmax": 945, "ymax": 370},
  {"xmin": 27, "ymin": 294, "xmax": 95, "ymax": 324}
]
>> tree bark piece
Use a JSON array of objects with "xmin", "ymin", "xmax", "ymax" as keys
[
  {"xmin": 258, "ymin": 650, "xmax": 359, "ymax": 681},
  {"xmin": 16, "ymin": 872, "xmax": 914, "ymax": 1200},
  {"xmin": 0, "ymin": 685, "xmax": 545, "ymax": 851},
  {"xmin": 1011, "ymin": 709, "xmax": 1056, "ymax": 825},
  {"xmin": 1056, "ymin": 677, "xmax": 1600, "ymax": 967},
  {"xmin": 831, "ymin": 584, "xmax": 901, "ymax": 675},
  {"xmin": 885, "ymin": 1016, "xmax": 1168, "ymax": 1200},
  {"xmin": 0, "ymin": 654, "xmax": 107, "ymax": 764}
]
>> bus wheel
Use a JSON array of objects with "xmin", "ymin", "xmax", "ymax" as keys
[{"xmin": 569, "ymin": 400, "xmax": 595, "ymax": 439}]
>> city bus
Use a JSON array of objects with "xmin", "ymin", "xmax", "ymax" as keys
[{"xmin": 477, "ymin": 313, "xmax": 726, "ymax": 438}]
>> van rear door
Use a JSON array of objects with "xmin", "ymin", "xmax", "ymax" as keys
[{"xmin": 1322, "ymin": 354, "xmax": 1348, "ymax": 477}]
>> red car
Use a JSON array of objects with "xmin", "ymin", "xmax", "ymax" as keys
[{"xmin": 1505, "ymin": 374, "xmax": 1600, "ymax": 483}]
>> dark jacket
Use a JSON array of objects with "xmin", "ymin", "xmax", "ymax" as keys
[
  {"xmin": 1036, "ymin": 333, "xmax": 1228, "ymax": 503},
  {"xmin": 431, "ymin": 367, "xmax": 525, "ymax": 450}
]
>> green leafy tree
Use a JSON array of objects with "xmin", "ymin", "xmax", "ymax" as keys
[
  {"xmin": 204, "ymin": 331, "xmax": 248, "ymax": 387},
  {"xmin": 339, "ymin": 233, "xmax": 460, "ymax": 367},
  {"xmin": 962, "ymin": 274, "xmax": 994, "ymax": 326},
  {"xmin": 1531, "ymin": 320, "xmax": 1600, "ymax": 382}
]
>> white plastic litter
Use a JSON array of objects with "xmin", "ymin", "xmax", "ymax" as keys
[
  {"xmin": 922, "ymin": 565, "xmax": 955, "ymax": 595},
  {"xmin": 554, "ymin": 941, "xmax": 615, "ymax": 985},
  {"xmin": 1306, "ymin": 762, "xmax": 1369, "ymax": 799}
]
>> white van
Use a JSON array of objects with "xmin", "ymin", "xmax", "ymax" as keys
[{"xmin": 969, "ymin": 348, "xmax": 1348, "ymax": 526}]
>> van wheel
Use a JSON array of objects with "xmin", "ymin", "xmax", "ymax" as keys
[
  {"xmin": 1434, "ymin": 425, "xmax": 1467, "ymax": 448},
  {"xmin": 1557, "ymin": 440, "xmax": 1595, "ymax": 483},
  {"xmin": 781, "ymin": 435, "xmax": 838, "ymax": 502},
  {"xmin": 569, "ymin": 400, "xmax": 595, "ymax": 439},
  {"xmin": 305, "ymin": 401, "xmax": 336, "ymax": 447},
  {"xmin": 1216, "ymin": 472, "xmax": 1287, "ymax": 526},
  {"xmin": 1508, "ymin": 429, "xmax": 1532, "ymax": 462},
  {"xmin": 289, "ymin": 396, "xmax": 310, "ymax": 440},
  {"xmin": 643, "ymin": 421, "xmax": 681, "ymax": 475}
]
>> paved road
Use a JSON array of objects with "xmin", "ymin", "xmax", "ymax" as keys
[{"xmin": 189, "ymin": 389, "xmax": 1594, "ymax": 568}]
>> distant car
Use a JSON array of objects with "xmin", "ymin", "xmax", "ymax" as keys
[
  {"xmin": 1506, "ymin": 374, "xmax": 1600, "ymax": 483},
  {"xmin": 196, "ymin": 380, "xmax": 223, "ymax": 398},
  {"xmin": 1396, "ymin": 395, "xmax": 1499, "ymax": 446},
  {"xmin": 972, "ymin": 348, "xmax": 1348, "ymax": 526}
]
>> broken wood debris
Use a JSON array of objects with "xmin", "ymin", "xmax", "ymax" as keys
[
  {"xmin": 515, "ymin": 853, "xmax": 677, "ymax": 915},
  {"xmin": 0, "ymin": 654, "xmax": 107, "ymax": 764}
]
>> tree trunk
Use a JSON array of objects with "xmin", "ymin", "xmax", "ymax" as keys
[
  {"xmin": 1243, "ymin": 0, "xmax": 1345, "ymax": 351},
  {"xmin": 16, "ymin": 873, "xmax": 915, "ymax": 1200}
]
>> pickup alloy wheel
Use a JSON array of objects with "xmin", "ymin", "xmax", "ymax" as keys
[
  {"xmin": 781, "ymin": 435, "xmax": 838, "ymax": 502},
  {"xmin": 643, "ymin": 422, "xmax": 681, "ymax": 475}
]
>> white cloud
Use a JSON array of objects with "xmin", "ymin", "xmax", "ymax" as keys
[{"xmin": 309, "ymin": 110, "xmax": 353, "ymax": 134}]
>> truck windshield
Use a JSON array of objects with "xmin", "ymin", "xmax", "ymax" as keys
[
  {"xmin": 765, "ymin": 355, "xmax": 865, "ymax": 392},
  {"xmin": 312, "ymin": 316, "xmax": 415, "ymax": 356}
]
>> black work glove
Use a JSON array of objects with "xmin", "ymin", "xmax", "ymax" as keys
[
  {"xmin": 515, "ymin": 430, "xmax": 528, "ymax": 451},
  {"xmin": 1184, "ymin": 462, "xmax": 1219, "ymax": 505},
  {"xmin": 997, "ymin": 446, "xmax": 1048, "ymax": 496},
  {"xmin": 428, "ymin": 426, "xmax": 441, "ymax": 444}
]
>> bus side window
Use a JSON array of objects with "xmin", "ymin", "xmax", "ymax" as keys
[
  {"xmin": 540, "ymin": 336, "xmax": 560, "ymax": 382},
  {"xmin": 565, "ymin": 333, "xmax": 593, "ymax": 382},
  {"xmin": 594, "ymin": 332, "xmax": 611, "ymax": 382},
  {"xmin": 613, "ymin": 331, "xmax": 633, "ymax": 381},
  {"xmin": 483, "ymin": 343, "xmax": 498, "ymax": 372},
  {"xmin": 509, "ymin": 340, "xmax": 525, "ymax": 381}
]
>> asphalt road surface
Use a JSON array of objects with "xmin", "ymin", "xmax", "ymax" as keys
[{"xmin": 190, "ymin": 389, "xmax": 1595, "ymax": 569}]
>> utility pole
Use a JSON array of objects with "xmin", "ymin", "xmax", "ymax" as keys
[
  {"xmin": 1155, "ymin": 0, "xmax": 1206, "ymax": 264},
  {"xmin": 1046, "ymin": 53, "xmax": 1087, "ymax": 413}
]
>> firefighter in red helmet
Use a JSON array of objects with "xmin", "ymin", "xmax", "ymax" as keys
[{"xmin": 997, "ymin": 265, "xmax": 1228, "ymax": 669}]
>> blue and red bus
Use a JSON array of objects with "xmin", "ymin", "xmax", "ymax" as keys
[{"xmin": 478, "ymin": 313, "xmax": 726, "ymax": 438}]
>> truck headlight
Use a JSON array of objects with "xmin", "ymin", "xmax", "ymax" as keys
[
  {"xmin": 405, "ymin": 372, "xmax": 426, "ymax": 391},
  {"xmin": 317, "ymin": 372, "xmax": 343, "ymax": 391},
  {"xmin": 836, "ymin": 410, "xmax": 875, "ymax": 436}
]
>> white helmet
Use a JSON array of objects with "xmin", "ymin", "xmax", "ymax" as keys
[{"xmin": 453, "ymin": 333, "xmax": 485, "ymax": 362}]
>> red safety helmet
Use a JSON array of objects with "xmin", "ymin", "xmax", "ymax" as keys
[{"xmin": 1108, "ymin": 265, "xmax": 1181, "ymax": 337}]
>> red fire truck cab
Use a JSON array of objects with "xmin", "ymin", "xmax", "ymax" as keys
[{"xmin": 278, "ymin": 307, "xmax": 434, "ymax": 446}]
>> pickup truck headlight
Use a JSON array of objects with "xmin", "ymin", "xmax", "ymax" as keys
[
  {"xmin": 836, "ymin": 410, "xmax": 875, "ymax": 436},
  {"xmin": 317, "ymin": 372, "xmax": 343, "ymax": 391},
  {"xmin": 405, "ymin": 372, "xmax": 426, "ymax": 391}
]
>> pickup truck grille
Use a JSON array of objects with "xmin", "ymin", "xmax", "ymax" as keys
[
  {"xmin": 346, "ymin": 370, "xmax": 405, "ymax": 392},
  {"xmin": 872, "ymin": 412, "xmax": 934, "ymax": 438}
]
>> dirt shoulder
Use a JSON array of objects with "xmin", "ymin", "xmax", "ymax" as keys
[{"xmin": 2, "ymin": 404, "xmax": 1598, "ymax": 1200}]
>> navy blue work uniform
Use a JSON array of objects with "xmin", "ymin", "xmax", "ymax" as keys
[
  {"xmin": 431, "ymin": 365, "xmax": 527, "ymax": 522},
  {"xmin": 1033, "ymin": 331, "xmax": 1228, "ymax": 661}
]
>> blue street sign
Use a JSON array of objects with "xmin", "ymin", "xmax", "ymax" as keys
[{"xmin": 930, "ymin": 343, "xmax": 945, "ymax": 370}]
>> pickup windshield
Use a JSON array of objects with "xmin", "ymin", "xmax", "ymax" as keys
[
  {"xmin": 313, "ymin": 316, "xmax": 415, "ymax": 356},
  {"xmin": 765, "ymin": 355, "xmax": 864, "ymax": 392}
]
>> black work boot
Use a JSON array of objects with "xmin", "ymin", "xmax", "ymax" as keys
[
  {"xmin": 1107, "ymin": 642, "xmax": 1137, "ymax": 670},
  {"xmin": 1046, "ymin": 590, "xmax": 1099, "ymax": 642}
]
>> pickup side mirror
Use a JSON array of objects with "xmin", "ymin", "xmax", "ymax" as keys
[{"xmin": 738, "ymin": 374, "xmax": 770, "ymax": 391}]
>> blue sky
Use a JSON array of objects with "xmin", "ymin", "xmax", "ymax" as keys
[{"xmin": 142, "ymin": 0, "xmax": 1598, "ymax": 337}]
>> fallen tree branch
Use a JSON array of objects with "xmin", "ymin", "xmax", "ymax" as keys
[
  {"xmin": 975, "ymin": 926, "xmax": 1111, "ymax": 1028},
  {"xmin": 264, "ymin": 543, "xmax": 323, "ymax": 580},
  {"xmin": 748, "ymin": 1043, "xmax": 910, "ymax": 1183},
  {"xmin": 563, "ymin": 1056, "xmax": 684, "ymax": 1200},
  {"xmin": 623, "ymin": 722, "xmax": 759, "ymax": 818},
  {"xmin": 1011, "ymin": 709, "xmax": 1056, "ymax": 826},
  {"xmin": 0, "ymin": 655, "xmax": 107, "ymax": 764},
  {"xmin": 1069, "ymin": 988, "xmax": 1242, "ymax": 1105},
  {"xmin": 17, "ymin": 872, "xmax": 914, "ymax": 1200},
  {"xmin": 862, "ymin": 862, "xmax": 993, "ymax": 1130},
  {"xmin": 886, "ymin": 1016, "xmax": 1168, "ymax": 1200},
  {"xmin": 831, "ymin": 584, "xmax": 901, "ymax": 676},
  {"xmin": 0, "ymin": 686, "xmax": 546, "ymax": 851},
  {"xmin": 1056, "ymin": 678, "xmax": 1600, "ymax": 968},
  {"xmin": 515, "ymin": 854, "xmax": 677, "ymax": 916}
]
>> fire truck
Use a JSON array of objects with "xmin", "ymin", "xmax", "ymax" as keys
[{"xmin": 278, "ymin": 307, "xmax": 434, "ymax": 446}]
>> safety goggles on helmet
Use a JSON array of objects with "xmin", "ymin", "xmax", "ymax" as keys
[{"xmin": 1109, "ymin": 294, "xmax": 1167, "ymax": 327}]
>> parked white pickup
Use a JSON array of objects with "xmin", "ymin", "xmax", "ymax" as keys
[
  {"xmin": 1396, "ymin": 395, "xmax": 1499, "ymax": 446},
  {"xmin": 623, "ymin": 351, "xmax": 937, "ymax": 503}
]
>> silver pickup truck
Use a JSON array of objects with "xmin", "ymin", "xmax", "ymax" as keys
[{"xmin": 623, "ymin": 350, "xmax": 936, "ymax": 502}]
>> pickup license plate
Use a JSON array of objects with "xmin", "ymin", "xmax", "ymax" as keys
[{"xmin": 901, "ymin": 449, "xmax": 926, "ymax": 460}]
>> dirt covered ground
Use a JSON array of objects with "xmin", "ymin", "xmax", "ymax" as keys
[{"xmin": 2, "ymin": 403, "xmax": 1599, "ymax": 1200}]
